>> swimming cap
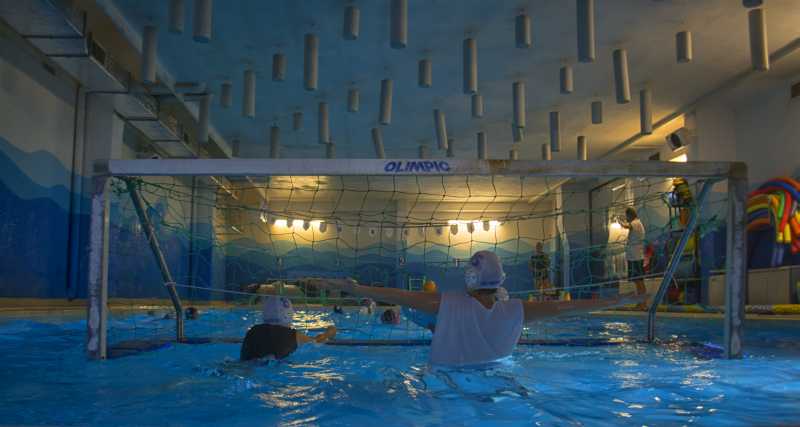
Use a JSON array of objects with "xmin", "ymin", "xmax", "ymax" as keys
[
  {"xmin": 262, "ymin": 296, "xmax": 294, "ymax": 327},
  {"xmin": 465, "ymin": 250, "xmax": 506, "ymax": 290}
]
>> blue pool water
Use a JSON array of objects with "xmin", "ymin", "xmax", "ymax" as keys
[{"xmin": 1, "ymin": 308, "xmax": 799, "ymax": 426}]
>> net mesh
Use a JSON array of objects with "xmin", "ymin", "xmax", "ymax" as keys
[{"xmin": 102, "ymin": 173, "xmax": 728, "ymax": 351}]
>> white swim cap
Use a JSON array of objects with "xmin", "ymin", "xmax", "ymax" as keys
[
  {"xmin": 465, "ymin": 250, "xmax": 506, "ymax": 290},
  {"xmin": 262, "ymin": 295, "xmax": 294, "ymax": 327}
]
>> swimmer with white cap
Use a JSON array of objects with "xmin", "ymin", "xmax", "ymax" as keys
[
  {"xmin": 240, "ymin": 296, "xmax": 337, "ymax": 361},
  {"xmin": 303, "ymin": 250, "xmax": 647, "ymax": 367}
]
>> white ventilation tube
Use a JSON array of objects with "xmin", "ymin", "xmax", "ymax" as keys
[
  {"xmin": 168, "ymin": 0, "xmax": 184, "ymax": 34},
  {"xmin": 515, "ymin": 14, "xmax": 531, "ymax": 48},
  {"xmin": 371, "ymin": 127, "xmax": 385, "ymax": 158},
  {"xmin": 471, "ymin": 94, "xmax": 484, "ymax": 118},
  {"xmin": 577, "ymin": 0, "xmax": 595, "ymax": 62},
  {"xmin": 292, "ymin": 111, "xmax": 303, "ymax": 131},
  {"xmin": 463, "ymin": 38, "xmax": 478, "ymax": 94},
  {"xmin": 272, "ymin": 53, "xmax": 286, "ymax": 82},
  {"xmin": 591, "ymin": 100, "xmax": 603, "ymax": 124},
  {"xmin": 348, "ymin": 88, "xmax": 360, "ymax": 113},
  {"xmin": 197, "ymin": 93, "xmax": 211, "ymax": 144},
  {"xmin": 318, "ymin": 102, "xmax": 330, "ymax": 143},
  {"xmin": 676, "ymin": 31, "xmax": 692, "ymax": 63},
  {"xmin": 418, "ymin": 59, "xmax": 432, "ymax": 88},
  {"xmin": 379, "ymin": 79, "xmax": 393, "ymax": 125},
  {"xmin": 434, "ymin": 109, "xmax": 448, "ymax": 150},
  {"xmin": 477, "ymin": 131, "xmax": 487, "ymax": 159},
  {"xmin": 577, "ymin": 136, "xmax": 588, "ymax": 160},
  {"xmin": 390, "ymin": 0, "xmax": 407, "ymax": 48},
  {"xmin": 613, "ymin": 49, "xmax": 631, "ymax": 104},
  {"xmin": 344, "ymin": 5, "xmax": 360, "ymax": 40},
  {"xmin": 304, "ymin": 33, "xmax": 319, "ymax": 91},
  {"xmin": 512, "ymin": 81, "xmax": 525, "ymax": 128},
  {"xmin": 243, "ymin": 69, "xmax": 256, "ymax": 118},
  {"xmin": 193, "ymin": 0, "xmax": 212, "ymax": 43},
  {"xmin": 749, "ymin": 8, "xmax": 769, "ymax": 71},
  {"xmin": 446, "ymin": 138, "xmax": 455, "ymax": 158},
  {"xmin": 549, "ymin": 111, "xmax": 561, "ymax": 152},
  {"xmin": 640, "ymin": 88, "xmax": 653, "ymax": 135},
  {"xmin": 541, "ymin": 143, "xmax": 551, "ymax": 161},
  {"xmin": 142, "ymin": 25, "xmax": 158, "ymax": 84},
  {"xmin": 560, "ymin": 65, "xmax": 573, "ymax": 94}
]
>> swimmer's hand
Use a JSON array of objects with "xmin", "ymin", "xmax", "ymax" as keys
[
  {"xmin": 315, "ymin": 326, "xmax": 337, "ymax": 343},
  {"xmin": 300, "ymin": 277, "xmax": 358, "ymax": 293}
]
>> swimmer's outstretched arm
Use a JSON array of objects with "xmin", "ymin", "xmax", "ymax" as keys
[
  {"xmin": 296, "ymin": 326, "xmax": 337, "ymax": 345},
  {"xmin": 522, "ymin": 292, "xmax": 646, "ymax": 323},
  {"xmin": 301, "ymin": 278, "xmax": 441, "ymax": 315}
]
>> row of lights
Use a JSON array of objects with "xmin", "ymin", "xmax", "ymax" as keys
[{"xmin": 257, "ymin": 214, "xmax": 502, "ymax": 235}]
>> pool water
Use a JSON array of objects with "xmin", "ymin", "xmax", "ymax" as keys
[{"xmin": 1, "ymin": 308, "xmax": 799, "ymax": 426}]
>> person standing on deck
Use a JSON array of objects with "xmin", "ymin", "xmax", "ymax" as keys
[
  {"xmin": 529, "ymin": 242, "xmax": 553, "ymax": 301},
  {"xmin": 619, "ymin": 207, "xmax": 648, "ymax": 301}
]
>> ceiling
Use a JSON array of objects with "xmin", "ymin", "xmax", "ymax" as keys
[{"xmin": 109, "ymin": 0, "xmax": 800, "ymax": 160}]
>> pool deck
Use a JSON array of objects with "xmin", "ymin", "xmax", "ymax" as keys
[{"xmin": 1, "ymin": 298, "xmax": 799, "ymax": 321}]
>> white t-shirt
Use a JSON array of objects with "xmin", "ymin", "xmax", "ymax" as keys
[
  {"xmin": 429, "ymin": 292, "xmax": 523, "ymax": 367},
  {"xmin": 626, "ymin": 218, "xmax": 645, "ymax": 261}
]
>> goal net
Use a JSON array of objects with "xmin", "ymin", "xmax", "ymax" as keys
[{"xmin": 87, "ymin": 159, "xmax": 743, "ymax": 359}]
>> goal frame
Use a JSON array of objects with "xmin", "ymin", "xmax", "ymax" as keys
[{"xmin": 86, "ymin": 158, "xmax": 747, "ymax": 360}]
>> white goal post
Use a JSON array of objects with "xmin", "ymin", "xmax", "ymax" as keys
[{"xmin": 86, "ymin": 158, "xmax": 747, "ymax": 360}]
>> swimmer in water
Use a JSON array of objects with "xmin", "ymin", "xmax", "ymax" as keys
[
  {"xmin": 358, "ymin": 298, "xmax": 376, "ymax": 315},
  {"xmin": 303, "ymin": 250, "xmax": 647, "ymax": 367},
  {"xmin": 240, "ymin": 296, "xmax": 337, "ymax": 361},
  {"xmin": 333, "ymin": 305, "xmax": 345, "ymax": 314},
  {"xmin": 381, "ymin": 308, "xmax": 400, "ymax": 325},
  {"xmin": 161, "ymin": 306, "xmax": 200, "ymax": 320}
]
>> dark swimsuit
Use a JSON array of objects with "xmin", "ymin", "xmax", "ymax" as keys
[{"xmin": 240, "ymin": 324, "xmax": 298, "ymax": 361}]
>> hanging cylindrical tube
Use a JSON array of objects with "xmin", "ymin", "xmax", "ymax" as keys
[
  {"xmin": 463, "ymin": 38, "xmax": 478, "ymax": 94},
  {"xmin": 640, "ymin": 88, "xmax": 653, "ymax": 135},
  {"xmin": 509, "ymin": 148, "xmax": 519, "ymax": 160},
  {"xmin": 549, "ymin": 111, "xmax": 561, "ymax": 152},
  {"xmin": 326, "ymin": 142, "xmax": 336, "ymax": 159},
  {"xmin": 471, "ymin": 94, "xmax": 484, "ymax": 118},
  {"xmin": 142, "ymin": 25, "xmax": 158, "ymax": 84},
  {"xmin": 477, "ymin": 131, "xmax": 487, "ymax": 159},
  {"xmin": 193, "ymin": 0, "xmax": 212, "ymax": 43},
  {"xmin": 591, "ymin": 100, "xmax": 603, "ymax": 124},
  {"xmin": 304, "ymin": 33, "xmax": 319, "ymax": 91},
  {"xmin": 344, "ymin": 5, "xmax": 360, "ymax": 40},
  {"xmin": 272, "ymin": 53, "xmax": 286, "ymax": 82},
  {"xmin": 243, "ymin": 69, "xmax": 256, "ymax": 118},
  {"xmin": 577, "ymin": 0, "xmax": 595, "ymax": 62},
  {"xmin": 446, "ymin": 138, "xmax": 455, "ymax": 158},
  {"xmin": 676, "ymin": 31, "xmax": 692, "ymax": 63},
  {"xmin": 371, "ymin": 128, "xmax": 386, "ymax": 159},
  {"xmin": 292, "ymin": 111, "xmax": 303, "ymax": 131},
  {"xmin": 197, "ymin": 93, "xmax": 211, "ymax": 144},
  {"xmin": 418, "ymin": 145, "xmax": 428, "ymax": 159},
  {"xmin": 379, "ymin": 79, "xmax": 393, "ymax": 125},
  {"xmin": 390, "ymin": 0, "xmax": 407, "ymax": 49},
  {"xmin": 318, "ymin": 102, "xmax": 330, "ymax": 143},
  {"xmin": 231, "ymin": 139, "xmax": 240, "ymax": 157},
  {"xmin": 347, "ymin": 88, "xmax": 360, "ymax": 113},
  {"xmin": 515, "ymin": 14, "xmax": 531, "ymax": 48},
  {"xmin": 220, "ymin": 82, "xmax": 232, "ymax": 108},
  {"xmin": 749, "ymin": 8, "xmax": 769, "ymax": 71},
  {"xmin": 512, "ymin": 124, "xmax": 525, "ymax": 143},
  {"xmin": 512, "ymin": 81, "xmax": 525, "ymax": 128},
  {"xmin": 541, "ymin": 143, "xmax": 551, "ymax": 160},
  {"xmin": 434, "ymin": 109, "xmax": 448, "ymax": 150},
  {"xmin": 577, "ymin": 135, "xmax": 588, "ymax": 160},
  {"xmin": 418, "ymin": 59, "xmax": 432, "ymax": 88},
  {"xmin": 270, "ymin": 125, "xmax": 281, "ymax": 159},
  {"xmin": 560, "ymin": 65, "xmax": 573, "ymax": 94},
  {"xmin": 613, "ymin": 49, "xmax": 631, "ymax": 104},
  {"xmin": 169, "ymin": 0, "xmax": 184, "ymax": 34}
]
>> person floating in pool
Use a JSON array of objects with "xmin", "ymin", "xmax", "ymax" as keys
[
  {"xmin": 359, "ymin": 298, "xmax": 376, "ymax": 315},
  {"xmin": 302, "ymin": 250, "xmax": 646, "ymax": 367},
  {"xmin": 240, "ymin": 296, "xmax": 337, "ymax": 361},
  {"xmin": 159, "ymin": 306, "xmax": 200, "ymax": 320},
  {"xmin": 381, "ymin": 308, "xmax": 400, "ymax": 325},
  {"xmin": 333, "ymin": 305, "xmax": 345, "ymax": 314}
]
